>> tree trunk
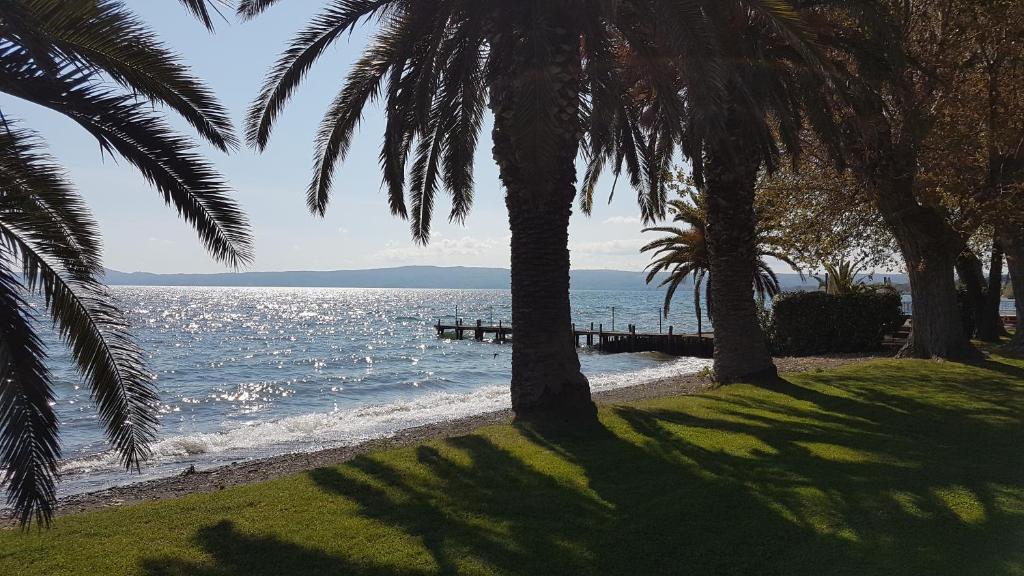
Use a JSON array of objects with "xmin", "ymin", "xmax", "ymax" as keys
[
  {"xmin": 703, "ymin": 113, "xmax": 776, "ymax": 383},
  {"xmin": 490, "ymin": 20, "xmax": 595, "ymax": 422},
  {"xmin": 874, "ymin": 176, "xmax": 978, "ymax": 359},
  {"xmin": 999, "ymin": 225, "xmax": 1024, "ymax": 351},
  {"xmin": 693, "ymin": 280, "xmax": 703, "ymax": 337},
  {"xmin": 955, "ymin": 249, "xmax": 985, "ymax": 339},
  {"xmin": 978, "ymin": 237, "xmax": 1008, "ymax": 341}
]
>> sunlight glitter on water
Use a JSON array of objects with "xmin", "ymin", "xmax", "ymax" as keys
[{"xmin": 39, "ymin": 287, "xmax": 712, "ymax": 496}]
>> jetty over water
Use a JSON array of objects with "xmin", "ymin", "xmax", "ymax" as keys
[
  {"xmin": 437, "ymin": 313, "xmax": 1016, "ymax": 360},
  {"xmin": 435, "ymin": 319, "xmax": 715, "ymax": 358}
]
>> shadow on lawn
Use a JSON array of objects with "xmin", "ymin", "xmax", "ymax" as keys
[{"xmin": 143, "ymin": 361, "xmax": 1024, "ymax": 576}]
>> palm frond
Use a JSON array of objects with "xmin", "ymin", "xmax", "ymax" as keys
[
  {"xmin": 437, "ymin": 9, "xmax": 485, "ymax": 224},
  {"xmin": 408, "ymin": 121, "xmax": 443, "ymax": 244},
  {"xmin": 0, "ymin": 125, "xmax": 102, "ymax": 278},
  {"xmin": 0, "ymin": 60, "xmax": 253, "ymax": 267},
  {"xmin": 0, "ymin": 225, "xmax": 158, "ymax": 478},
  {"xmin": 176, "ymin": 0, "xmax": 226, "ymax": 31},
  {"xmin": 246, "ymin": 0, "xmax": 397, "ymax": 150},
  {"xmin": 0, "ymin": 259, "xmax": 58, "ymax": 527},
  {"xmin": 307, "ymin": 19, "xmax": 403, "ymax": 215},
  {"xmin": 237, "ymin": 0, "xmax": 287, "ymax": 20},
  {"xmin": 2, "ymin": 0, "xmax": 238, "ymax": 150}
]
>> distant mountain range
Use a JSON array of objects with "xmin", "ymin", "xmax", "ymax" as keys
[{"xmin": 103, "ymin": 265, "xmax": 892, "ymax": 291}]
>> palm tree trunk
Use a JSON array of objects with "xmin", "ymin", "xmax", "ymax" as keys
[
  {"xmin": 873, "ymin": 174, "xmax": 978, "ymax": 359},
  {"xmin": 694, "ymin": 279, "xmax": 703, "ymax": 337},
  {"xmin": 703, "ymin": 114, "xmax": 776, "ymax": 383},
  {"xmin": 999, "ymin": 224, "xmax": 1024, "ymax": 351},
  {"xmin": 490, "ymin": 22, "xmax": 595, "ymax": 423}
]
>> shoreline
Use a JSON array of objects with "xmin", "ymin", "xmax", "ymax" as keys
[{"xmin": 5, "ymin": 354, "xmax": 877, "ymax": 524}]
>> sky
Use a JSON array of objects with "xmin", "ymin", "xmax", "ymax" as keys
[{"xmin": 4, "ymin": 3, "xmax": 699, "ymax": 274}]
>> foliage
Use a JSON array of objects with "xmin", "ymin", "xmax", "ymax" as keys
[
  {"xmin": 814, "ymin": 260, "xmax": 874, "ymax": 295},
  {"xmin": 755, "ymin": 154, "xmax": 898, "ymax": 271},
  {"xmin": 817, "ymin": 0, "xmax": 1024, "ymax": 257},
  {"xmin": 769, "ymin": 289, "xmax": 904, "ymax": 355},
  {"xmin": 0, "ymin": 0, "xmax": 251, "ymax": 524},
  {"xmin": 641, "ymin": 192, "xmax": 711, "ymax": 329},
  {"xmin": 240, "ymin": 0, "xmax": 821, "ymax": 241},
  {"xmin": 3, "ymin": 357, "xmax": 1024, "ymax": 575},
  {"xmin": 641, "ymin": 184, "xmax": 797, "ymax": 331}
]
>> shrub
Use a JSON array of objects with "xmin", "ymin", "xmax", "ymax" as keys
[{"xmin": 768, "ymin": 288, "xmax": 904, "ymax": 356}]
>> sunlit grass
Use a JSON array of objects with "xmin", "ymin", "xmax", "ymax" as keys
[{"xmin": 2, "ymin": 354, "xmax": 1024, "ymax": 575}]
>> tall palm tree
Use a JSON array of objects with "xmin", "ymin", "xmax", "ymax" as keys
[
  {"xmin": 240, "ymin": 0, "xmax": 812, "ymax": 419},
  {"xmin": 0, "ymin": 0, "xmax": 251, "ymax": 525},
  {"xmin": 642, "ymin": 192, "xmax": 791, "ymax": 336},
  {"xmin": 586, "ymin": 2, "xmax": 837, "ymax": 382}
]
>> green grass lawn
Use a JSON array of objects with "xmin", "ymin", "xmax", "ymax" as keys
[{"xmin": 3, "ymin": 355, "xmax": 1024, "ymax": 575}]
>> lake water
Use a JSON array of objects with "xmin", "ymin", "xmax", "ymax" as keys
[{"xmin": 44, "ymin": 287, "xmax": 712, "ymax": 496}]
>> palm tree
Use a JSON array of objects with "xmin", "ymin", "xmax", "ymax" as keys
[
  {"xmin": 240, "ymin": 0, "xmax": 813, "ymax": 419},
  {"xmin": 688, "ymin": 11, "xmax": 838, "ymax": 382},
  {"xmin": 0, "ymin": 0, "xmax": 251, "ymax": 525},
  {"xmin": 815, "ymin": 259, "xmax": 873, "ymax": 295},
  {"xmin": 585, "ymin": 3, "xmax": 837, "ymax": 382},
  {"xmin": 642, "ymin": 192, "xmax": 790, "ymax": 337}
]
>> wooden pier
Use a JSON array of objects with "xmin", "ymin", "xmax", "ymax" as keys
[{"xmin": 435, "ymin": 319, "xmax": 714, "ymax": 358}]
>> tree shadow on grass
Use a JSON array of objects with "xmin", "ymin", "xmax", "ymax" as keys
[
  {"xmin": 143, "ymin": 519, "xmax": 421, "ymax": 576},
  {"xmin": 141, "ymin": 361, "xmax": 1024, "ymax": 575}
]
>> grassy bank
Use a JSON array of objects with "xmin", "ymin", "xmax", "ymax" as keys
[{"xmin": 3, "ymin": 356, "xmax": 1024, "ymax": 575}]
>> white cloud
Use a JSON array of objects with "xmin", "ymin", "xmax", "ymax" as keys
[
  {"xmin": 602, "ymin": 216, "xmax": 642, "ymax": 226},
  {"xmin": 571, "ymin": 238, "xmax": 646, "ymax": 256},
  {"xmin": 374, "ymin": 236, "xmax": 508, "ymax": 262}
]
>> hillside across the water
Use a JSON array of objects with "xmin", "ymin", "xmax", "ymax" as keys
[{"xmin": 103, "ymin": 266, "xmax": 877, "ymax": 291}]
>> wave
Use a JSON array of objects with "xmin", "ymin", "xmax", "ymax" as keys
[{"xmin": 58, "ymin": 355, "xmax": 711, "ymax": 488}]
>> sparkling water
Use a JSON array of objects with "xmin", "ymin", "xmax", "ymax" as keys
[{"xmin": 45, "ymin": 287, "xmax": 712, "ymax": 496}]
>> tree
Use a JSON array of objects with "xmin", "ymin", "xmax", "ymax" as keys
[
  {"xmin": 241, "ymin": 0, "xmax": 814, "ymax": 413},
  {"xmin": 583, "ymin": 2, "xmax": 835, "ymax": 382},
  {"xmin": 822, "ymin": 0, "xmax": 1023, "ymax": 359},
  {"xmin": 641, "ymin": 189, "xmax": 794, "ymax": 337},
  {"xmin": 955, "ymin": 236, "xmax": 1008, "ymax": 342},
  {"xmin": 686, "ymin": 5, "xmax": 837, "ymax": 382},
  {"xmin": 1001, "ymin": 225, "xmax": 1024, "ymax": 351},
  {"xmin": 756, "ymin": 150, "xmax": 898, "ymax": 273},
  {"xmin": 0, "ymin": 0, "xmax": 251, "ymax": 524}
]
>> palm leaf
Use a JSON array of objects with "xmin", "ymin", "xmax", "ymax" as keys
[
  {"xmin": 237, "ymin": 0, "xmax": 287, "ymax": 20},
  {"xmin": 0, "ymin": 61, "xmax": 253, "ymax": 267},
  {"xmin": 0, "ymin": 224, "xmax": 158, "ymax": 477},
  {"xmin": 0, "ymin": 125, "xmax": 102, "ymax": 277},
  {"xmin": 176, "ymin": 0, "xmax": 226, "ymax": 31},
  {"xmin": 2, "ymin": 0, "xmax": 237, "ymax": 150},
  {"xmin": 0, "ymin": 260, "xmax": 58, "ymax": 526},
  {"xmin": 246, "ymin": 0, "xmax": 398, "ymax": 150}
]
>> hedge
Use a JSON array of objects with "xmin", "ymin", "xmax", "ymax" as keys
[{"xmin": 768, "ymin": 289, "xmax": 904, "ymax": 356}]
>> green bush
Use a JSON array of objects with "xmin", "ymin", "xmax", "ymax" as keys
[{"xmin": 768, "ymin": 288, "xmax": 904, "ymax": 356}]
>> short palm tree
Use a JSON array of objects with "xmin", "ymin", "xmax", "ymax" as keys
[
  {"xmin": 815, "ymin": 259, "xmax": 873, "ymax": 295},
  {"xmin": 0, "ymin": 0, "xmax": 251, "ymax": 524},
  {"xmin": 642, "ymin": 192, "xmax": 790, "ymax": 336},
  {"xmin": 240, "ymin": 0, "xmax": 811, "ymax": 421}
]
